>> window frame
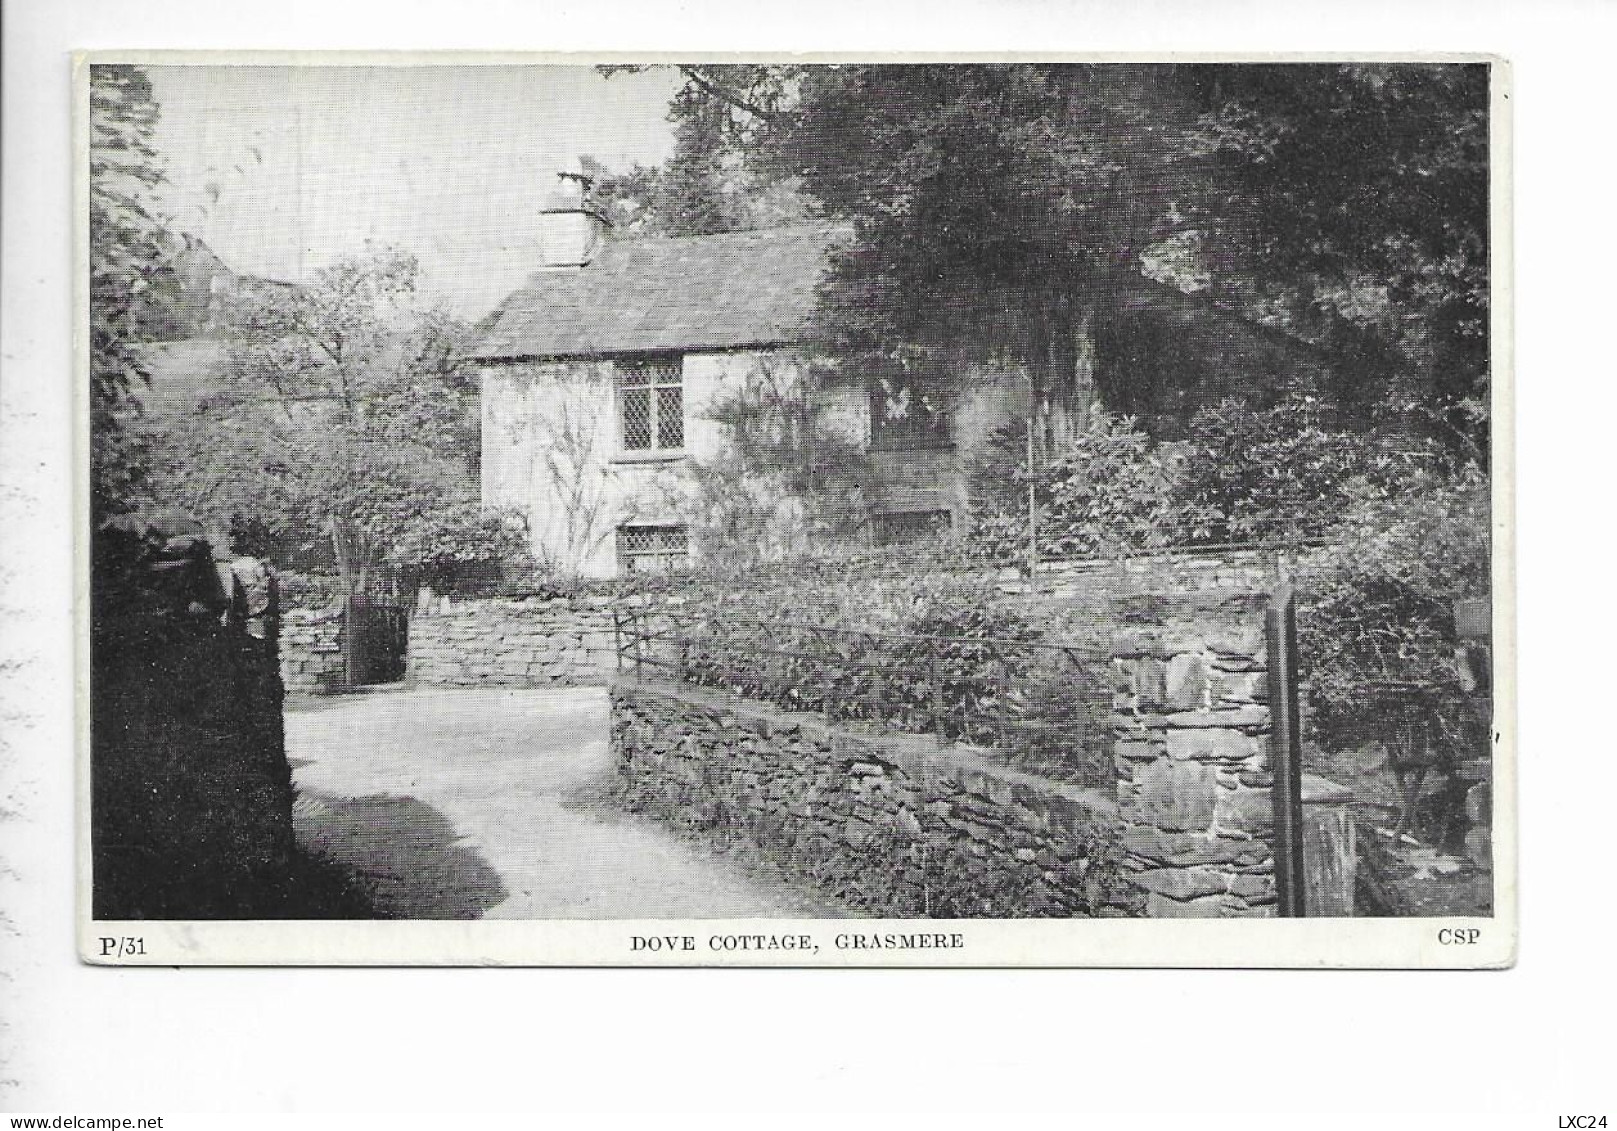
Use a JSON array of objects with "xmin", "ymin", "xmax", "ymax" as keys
[
  {"xmin": 867, "ymin": 371, "xmax": 953, "ymax": 452},
  {"xmin": 613, "ymin": 353, "xmax": 686, "ymax": 460},
  {"xmin": 871, "ymin": 509, "xmax": 955, "ymax": 548},
  {"xmin": 616, "ymin": 523, "xmax": 690, "ymax": 574}
]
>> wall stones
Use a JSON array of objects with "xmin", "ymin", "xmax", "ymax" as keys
[
  {"xmin": 407, "ymin": 595, "xmax": 620, "ymax": 688},
  {"xmin": 1110, "ymin": 604, "xmax": 1357, "ymax": 917},
  {"xmin": 280, "ymin": 607, "xmax": 344, "ymax": 694},
  {"xmin": 1112, "ymin": 604, "xmax": 1283, "ymax": 917},
  {"xmin": 609, "ymin": 585, "xmax": 1356, "ymax": 918},
  {"xmin": 612, "ymin": 680, "xmax": 1138, "ymax": 919}
]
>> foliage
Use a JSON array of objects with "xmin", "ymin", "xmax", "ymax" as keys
[
  {"xmin": 90, "ymin": 64, "xmax": 172, "ymax": 519},
  {"xmin": 965, "ymin": 394, "xmax": 1464, "ymax": 562},
  {"xmin": 588, "ymin": 64, "xmax": 810, "ymax": 238},
  {"xmin": 675, "ymin": 354, "xmax": 870, "ymax": 564},
  {"xmin": 955, "ymin": 392, "xmax": 1489, "ymax": 775},
  {"xmin": 612, "ymin": 63, "xmax": 1491, "ymax": 456},
  {"xmin": 969, "ymin": 413, "xmax": 1211, "ymax": 562},
  {"xmin": 1178, "ymin": 393, "xmax": 1465, "ymax": 544},
  {"xmin": 274, "ymin": 569, "xmax": 345, "ymax": 611},
  {"xmin": 629, "ymin": 558, "xmax": 1113, "ymax": 789},
  {"xmin": 1178, "ymin": 396, "xmax": 1369, "ymax": 542},
  {"xmin": 385, "ymin": 507, "xmax": 530, "ymax": 594},
  {"xmin": 1296, "ymin": 465, "xmax": 1490, "ymax": 752},
  {"xmin": 1193, "ymin": 64, "xmax": 1492, "ymax": 450},
  {"xmin": 142, "ymin": 245, "xmax": 530, "ymax": 594}
]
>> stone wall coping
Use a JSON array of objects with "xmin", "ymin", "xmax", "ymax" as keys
[
  {"xmin": 613, "ymin": 674, "xmax": 1119, "ymax": 819},
  {"xmin": 284, "ymin": 605, "xmax": 343, "ymax": 620}
]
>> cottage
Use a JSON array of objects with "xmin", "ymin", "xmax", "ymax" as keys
[{"xmin": 468, "ymin": 169, "xmax": 1333, "ymax": 578}]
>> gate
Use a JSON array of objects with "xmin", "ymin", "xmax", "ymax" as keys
[
  {"xmin": 1267, "ymin": 585, "xmax": 1359, "ymax": 917},
  {"xmin": 342, "ymin": 593, "xmax": 409, "ymax": 687}
]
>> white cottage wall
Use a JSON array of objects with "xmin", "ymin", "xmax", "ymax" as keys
[{"xmin": 482, "ymin": 350, "xmax": 837, "ymax": 578}]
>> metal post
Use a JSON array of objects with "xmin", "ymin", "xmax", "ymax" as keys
[
  {"xmin": 1026, "ymin": 416, "xmax": 1039, "ymax": 576},
  {"xmin": 341, "ymin": 594, "xmax": 357, "ymax": 690},
  {"xmin": 929, "ymin": 641, "xmax": 944, "ymax": 746},
  {"xmin": 1266, "ymin": 584, "xmax": 1307, "ymax": 917}
]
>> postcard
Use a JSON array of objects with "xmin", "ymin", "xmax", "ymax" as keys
[{"xmin": 78, "ymin": 53, "xmax": 1513, "ymax": 966}]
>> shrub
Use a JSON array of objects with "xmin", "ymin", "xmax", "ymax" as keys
[
  {"xmin": 968, "ymin": 413, "xmax": 1212, "ymax": 562},
  {"xmin": 1176, "ymin": 393, "xmax": 1454, "ymax": 545},
  {"xmin": 276, "ymin": 569, "xmax": 344, "ymax": 610},
  {"xmin": 1176, "ymin": 395, "xmax": 1363, "ymax": 542},
  {"xmin": 1297, "ymin": 464, "xmax": 1490, "ymax": 755},
  {"xmin": 885, "ymin": 603, "xmax": 1042, "ymax": 743},
  {"xmin": 386, "ymin": 504, "xmax": 533, "ymax": 595}
]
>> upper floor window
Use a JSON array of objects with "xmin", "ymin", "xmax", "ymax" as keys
[
  {"xmin": 869, "ymin": 372, "xmax": 950, "ymax": 449},
  {"xmin": 616, "ymin": 355, "xmax": 684, "ymax": 454}
]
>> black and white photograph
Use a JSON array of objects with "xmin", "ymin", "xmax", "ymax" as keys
[{"xmin": 81, "ymin": 57, "xmax": 1508, "ymax": 962}]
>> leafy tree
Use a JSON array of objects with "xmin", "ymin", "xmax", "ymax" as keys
[
  {"xmin": 589, "ymin": 65, "xmax": 810, "ymax": 238},
  {"xmin": 609, "ymin": 64, "xmax": 1214, "ymax": 446},
  {"xmin": 89, "ymin": 64, "xmax": 173, "ymax": 519},
  {"xmin": 143, "ymin": 245, "xmax": 526, "ymax": 597},
  {"xmin": 1191, "ymin": 64, "xmax": 1492, "ymax": 452},
  {"xmin": 613, "ymin": 63, "xmax": 1491, "ymax": 456}
]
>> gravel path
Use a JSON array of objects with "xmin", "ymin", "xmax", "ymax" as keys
[{"xmin": 284, "ymin": 685, "xmax": 845, "ymax": 919}]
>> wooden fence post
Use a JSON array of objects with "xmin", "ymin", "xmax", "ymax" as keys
[{"xmin": 1266, "ymin": 585, "xmax": 1308, "ymax": 917}]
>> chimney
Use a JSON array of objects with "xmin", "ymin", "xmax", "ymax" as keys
[{"xmin": 538, "ymin": 157, "xmax": 609, "ymax": 270}]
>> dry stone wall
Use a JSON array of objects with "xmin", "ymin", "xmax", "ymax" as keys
[
  {"xmin": 613, "ymin": 681, "xmax": 1137, "ymax": 918},
  {"xmin": 408, "ymin": 595, "xmax": 619, "ymax": 687},
  {"xmin": 280, "ymin": 607, "xmax": 344, "ymax": 694},
  {"xmin": 92, "ymin": 537, "xmax": 296, "ymax": 918},
  {"xmin": 612, "ymin": 587, "xmax": 1356, "ymax": 919},
  {"xmin": 388, "ymin": 549, "xmax": 1279, "ymax": 695},
  {"xmin": 1109, "ymin": 598, "xmax": 1356, "ymax": 918}
]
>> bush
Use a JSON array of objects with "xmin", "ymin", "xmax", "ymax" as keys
[
  {"xmin": 387, "ymin": 505, "xmax": 533, "ymax": 595},
  {"xmin": 276, "ymin": 569, "xmax": 344, "ymax": 610},
  {"xmin": 1297, "ymin": 464, "xmax": 1490, "ymax": 754},
  {"xmin": 1177, "ymin": 394, "xmax": 1456, "ymax": 544},
  {"xmin": 969, "ymin": 413, "xmax": 1213, "ymax": 562}
]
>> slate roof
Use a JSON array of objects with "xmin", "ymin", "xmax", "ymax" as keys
[{"xmin": 467, "ymin": 222, "xmax": 850, "ymax": 362}]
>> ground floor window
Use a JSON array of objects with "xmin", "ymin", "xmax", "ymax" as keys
[
  {"xmin": 871, "ymin": 509, "xmax": 953, "ymax": 548},
  {"xmin": 617, "ymin": 524, "xmax": 690, "ymax": 573}
]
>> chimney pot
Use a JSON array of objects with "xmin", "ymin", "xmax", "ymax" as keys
[{"xmin": 539, "ymin": 158, "xmax": 608, "ymax": 269}]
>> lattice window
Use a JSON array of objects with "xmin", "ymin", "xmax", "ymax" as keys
[
  {"xmin": 869, "ymin": 372, "xmax": 950, "ymax": 449},
  {"xmin": 616, "ymin": 356, "xmax": 684, "ymax": 453},
  {"xmin": 617, "ymin": 524, "xmax": 689, "ymax": 573},
  {"xmin": 872, "ymin": 509, "xmax": 953, "ymax": 548}
]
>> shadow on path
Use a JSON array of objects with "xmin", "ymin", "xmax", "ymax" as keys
[
  {"xmin": 286, "ymin": 687, "xmax": 848, "ymax": 919},
  {"xmin": 293, "ymin": 790, "xmax": 507, "ymax": 919}
]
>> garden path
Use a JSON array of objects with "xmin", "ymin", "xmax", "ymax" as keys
[{"xmin": 284, "ymin": 685, "xmax": 845, "ymax": 919}]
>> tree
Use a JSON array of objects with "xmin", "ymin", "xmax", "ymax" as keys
[
  {"xmin": 589, "ymin": 65, "xmax": 810, "ymax": 238},
  {"xmin": 1190, "ymin": 64, "xmax": 1491, "ymax": 453},
  {"xmin": 610, "ymin": 64, "xmax": 1212, "ymax": 448},
  {"xmin": 614, "ymin": 63, "xmax": 1491, "ymax": 456},
  {"xmin": 89, "ymin": 64, "xmax": 173, "ymax": 519},
  {"xmin": 144, "ymin": 245, "xmax": 526, "ymax": 596}
]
